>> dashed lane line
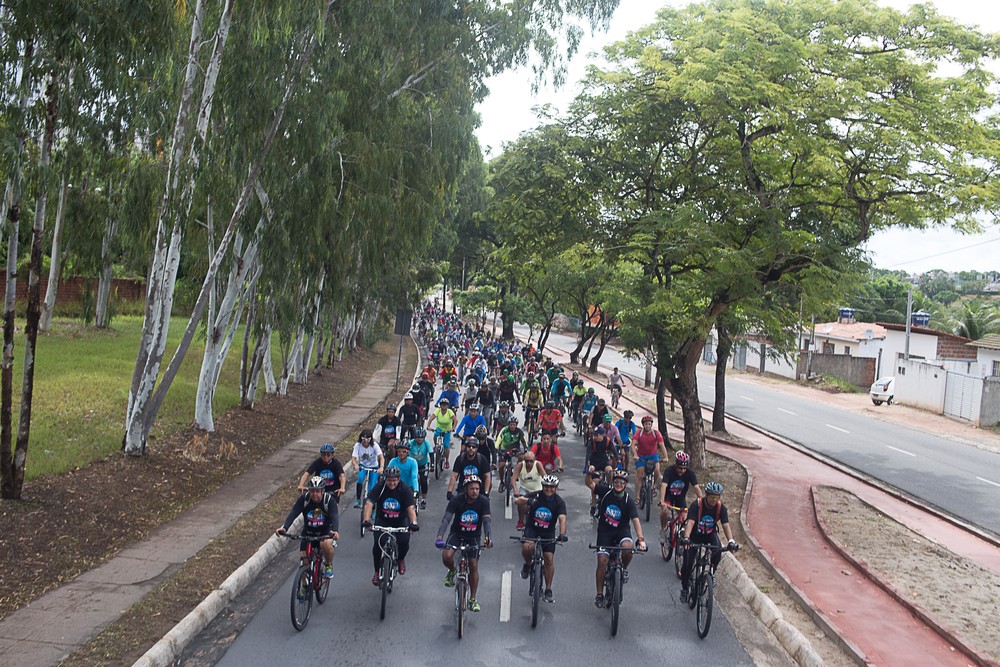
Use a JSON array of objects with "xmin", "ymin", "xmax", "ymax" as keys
[
  {"xmin": 886, "ymin": 445, "xmax": 916, "ymax": 457},
  {"xmin": 739, "ymin": 395, "xmax": 755, "ymax": 402},
  {"xmin": 826, "ymin": 424, "xmax": 850, "ymax": 434},
  {"xmin": 977, "ymin": 476, "xmax": 1000, "ymax": 489},
  {"xmin": 499, "ymin": 570, "xmax": 512, "ymax": 623},
  {"xmin": 778, "ymin": 408, "xmax": 797, "ymax": 416}
]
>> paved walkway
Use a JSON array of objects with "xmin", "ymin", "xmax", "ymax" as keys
[
  {"xmin": 0, "ymin": 336, "xmax": 414, "ymax": 667},
  {"xmin": 535, "ymin": 338, "xmax": 999, "ymax": 666}
]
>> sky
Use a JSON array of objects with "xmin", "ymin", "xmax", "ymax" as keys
[{"xmin": 474, "ymin": 0, "xmax": 1000, "ymax": 275}]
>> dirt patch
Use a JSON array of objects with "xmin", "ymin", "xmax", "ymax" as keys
[
  {"xmin": 814, "ymin": 485, "xmax": 1000, "ymax": 663},
  {"xmin": 0, "ymin": 338, "xmax": 401, "ymax": 622}
]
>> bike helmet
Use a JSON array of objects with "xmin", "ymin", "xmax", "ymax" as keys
[
  {"xmin": 395, "ymin": 440, "xmax": 410, "ymax": 451},
  {"xmin": 469, "ymin": 403, "xmax": 481, "ymax": 411},
  {"xmin": 572, "ymin": 370, "xmax": 580, "ymax": 377},
  {"xmin": 468, "ymin": 377, "xmax": 478, "ymax": 386},
  {"xmin": 449, "ymin": 380, "xmax": 458, "ymax": 387},
  {"xmin": 705, "ymin": 481, "xmax": 724, "ymax": 496},
  {"xmin": 612, "ymin": 470, "xmax": 629, "ymax": 482},
  {"xmin": 541, "ymin": 474, "xmax": 560, "ymax": 487},
  {"xmin": 544, "ymin": 400, "xmax": 555, "ymax": 409},
  {"xmin": 386, "ymin": 403, "xmax": 397, "ymax": 411},
  {"xmin": 509, "ymin": 416, "xmax": 519, "ymax": 425},
  {"xmin": 475, "ymin": 425, "xmax": 489, "ymax": 438},
  {"xmin": 385, "ymin": 466, "xmax": 401, "ymax": 478},
  {"xmin": 414, "ymin": 427, "xmax": 427, "ymax": 439},
  {"xmin": 320, "ymin": 443, "xmax": 335, "ymax": 454},
  {"xmin": 421, "ymin": 372, "xmax": 430, "ymax": 379},
  {"xmin": 603, "ymin": 413, "xmax": 613, "ymax": 423},
  {"xmin": 507, "ymin": 374, "xmax": 515, "ymax": 381},
  {"xmin": 500, "ymin": 400, "xmax": 513, "ymax": 408},
  {"xmin": 404, "ymin": 392, "xmax": 415, "ymax": 401},
  {"xmin": 587, "ymin": 387, "xmax": 595, "ymax": 394},
  {"xmin": 463, "ymin": 475, "xmax": 482, "ymax": 488},
  {"xmin": 307, "ymin": 475, "xmax": 325, "ymax": 490},
  {"xmin": 464, "ymin": 436, "xmax": 479, "ymax": 446},
  {"xmin": 675, "ymin": 450, "xmax": 690, "ymax": 466},
  {"xmin": 642, "ymin": 415, "xmax": 653, "ymax": 424},
  {"xmin": 558, "ymin": 372, "xmax": 565, "ymax": 378},
  {"xmin": 529, "ymin": 380, "xmax": 539, "ymax": 389}
]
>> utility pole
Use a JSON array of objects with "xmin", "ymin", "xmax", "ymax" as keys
[
  {"xmin": 904, "ymin": 284, "xmax": 913, "ymax": 361},
  {"xmin": 806, "ymin": 315, "xmax": 816, "ymax": 379}
]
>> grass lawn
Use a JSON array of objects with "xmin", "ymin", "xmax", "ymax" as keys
[{"xmin": 10, "ymin": 316, "xmax": 277, "ymax": 480}]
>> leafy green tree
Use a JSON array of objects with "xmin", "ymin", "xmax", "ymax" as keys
[{"xmin": 949, "ymin": 301, "xmax": 1000, "ymax": 340}]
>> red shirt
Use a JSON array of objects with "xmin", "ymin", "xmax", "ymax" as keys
[
  {"xmin": 539, "ymin": 409, "xmax": 562, "ymax": 430},
  {"xmin": 634, "ymin": 428, "xmax": 664, "ymax": 457},
  {"xmin": 531, "ymin": 443, "xmax": 561, "ymax": 468}
]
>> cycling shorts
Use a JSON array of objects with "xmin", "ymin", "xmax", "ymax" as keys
[
  {"xmin": 445, "ymin": 533, "xmax": 481, "ymax": 560},
  {"xmin": 522, "ymin": 526, "xmax": 557, "ymax": 553},
  {"xmin": 637, "ymin": 454, "xmax": 660, "ymax": 469},
  {"xmin": 595, "ymin": 530, "xmax": 632, "ymax": 551}
]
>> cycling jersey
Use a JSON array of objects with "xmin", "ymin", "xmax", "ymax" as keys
[
  {"xmin": 305, "ymin": 456, "xmax": 345, "ymax": 495},
  {"xmin": 430, "ymin": 407, "xmax": 455, "ymax": 431},
  {"xmin": 634, "ymin": 428, "xmax": 664, "ymax": 457},
  {"xmin": 524, "ymin": 387, "xmax": 544, "ymax": 408},
  {"xmin": 497, "ymin": 426, "xmax": 526, "ymax": 452},
  {"xmin": 538, "ymin": 409, "xmax": 562, "ymax": 431},
  {"xmin": 662, "ymin": 466, "xmax": 698, "ymax": 507},
  {"xmin": 387, "ymin": 456, "xmax": 419, "ymax": 495},
  {"xmin": 615, "ymin": 419, "xmax": 637, "ymax": 444}
]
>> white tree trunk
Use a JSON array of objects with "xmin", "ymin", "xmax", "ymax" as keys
[
  {"xmin": 299, "ymin": 271, "xmax": 325, "ymax": 383},
  {"xmin": 262, "ymin": 332, "xmax": 277, "ymax": 395},
  {"xmin": 39, "ymin": 171, "xmax": 68, "ymax": 333},
  {"xmin": 95, "ymin": 216, "xmax": 119, "ymax": 329}
]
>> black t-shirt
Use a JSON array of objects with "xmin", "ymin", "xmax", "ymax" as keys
[
  {"xmin": 524, "ymin": 491, "xmax": 567, "ymax": 538},
  {"xmin": 305, "ymin": 457, "xmax": 345, "ymax": 493},
  {"xmin": 687, "ymin": 498, "xmax": 729, "ymax": 539},
  {"xmin": 591, "ymin": 405, "xmax": 611, "ymax": 427},
  {"xmin": 662, "ymin": 466, "xmax": 699, "ymax": 507},
  {"xmin": 453, "ymin": 452, "xmax": 491, "ymax": 488},
  {"xmin": 476, "ymin": 387, "xmax": 495, "ymax": 407},
  {"xmin": 594, "ymin": 484, "xmax": 638, "ymax": 533},
  {"xmin": 398, "ymin": 402, "xmax": 422, "ymax": 426},
  {"xmin": 282, "ymin": 493, "xmax": 339, "ymax": 534},
  {"xmin": 377, "ymin": 415, "xmax": 402, "ymax": 446},
  {"xmin": 590, "ymin": 437, "xmax": 615, "ymax": 466},
  {"xmin": 447, "ymin": 493, "xmax": 491, "ymax": 538},
  {"xmin": 370, "ymin": 481, "xmax": 416, "ymax": 528}
]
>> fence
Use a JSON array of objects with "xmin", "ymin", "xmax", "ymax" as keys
[
  {"xmin": 0, "ymin": 276, "xmax": 145, "ymax": 305},
  {"xmin": 797, "ymin": 353, "xmax": 876, "ymax": 388}
]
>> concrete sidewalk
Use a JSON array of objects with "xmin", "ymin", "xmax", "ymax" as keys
[
  {"xmin": 537, "ymin": 339, "xmax": 999, "ymax": 667},
  {"xmin": 0, "ymin": 336, "xmax": 414, "ymax": 667}
]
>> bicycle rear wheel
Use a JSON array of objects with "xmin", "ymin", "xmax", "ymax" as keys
[
  {"xmin": 662, "ymin": 527, "xmax": 673, "ymax": 562},
  {"xmin": 505, "ymin": 471, "xmax": 512, "ymax": 507},
  {"xmin": 674, "ymin": 538, "xmax": 684, "ymax": 579},
  {"xmin": 456, "ymin": 577, "xmax": 467, "ymax": 639},
  {"xmin": 290, "ymin": 565, "xmax": 312, "ymax": 631},
  {"xmin": 687, "ymin": 564, "xmax": 699, "ymax": 609},
  {"xmin": 696, "ymin": 572, "xmax": 714, "ymax": 638},
  {"xmin": 379, "ymin": 556, "xmax": 392, "ymax": 620},
  {"xmin": 530, "ymin": 559, "xmax": 542, "ymax": 628}
]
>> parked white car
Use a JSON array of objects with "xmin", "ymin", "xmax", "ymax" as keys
[{"xmin": 870, "ymin": 377, "xmax": 895, "ymax": 406}]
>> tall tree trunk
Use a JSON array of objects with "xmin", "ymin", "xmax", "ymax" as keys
[
  {"xmin": 713, "ymin": 323, "xmax": 733, "ymax": 433},
  {"xmin": 655, "ymin": 372, "xmax": 669, "ymax": 446},
  {"xmin": 569, "ymin": 321, "xmax": 600, "ymax": 364},
  {"xmin": 669, "ymin": 338, "xmax": 709, "ymax": 469},
  {"xmin": 95, "ymin": 216, "xmax": 120, "ymax": 329},
  {"xmin": 589, "ymin": 323, "xmax": 615, "ymax": 372},
  {"xmin": 644, "ymin": 343, "xmax": 653, "ymax": 388},
  {"xmin": 39, "ymin": 169, "xmax": 69, "ymax": 333},
  {"xmin": 262, "ymin": 324, "xmax": 277, "ymax": 394}
]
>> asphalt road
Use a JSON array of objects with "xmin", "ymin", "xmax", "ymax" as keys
[
  {"xmin": 529, "ymin": 326, "xmax": 1000, "ymax": 538},
  {"xmin": 187, "ymin": 416, "xmax": 756, "ymax": 666}
]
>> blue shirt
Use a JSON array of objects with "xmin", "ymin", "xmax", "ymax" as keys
[
  {"xmin": 615, "ymin": 419, "xmax": 637, "ymax": 444},
  {"xmin": 437, "ymin": 389, "xmax": 460, "ymax": 408},
  {"xmin": 582, "ymin": 395, "xmax": 598, "ymax": 412},
  {"xmin": 409, "ymin": 438, "xmax": 432, "ymax": 465},
  {"xmin": 388, "ymin": 456, "xmax": 419, "ymax": 493},
  {"xmin": 456, "ymin": 413, "xmax": 487, "ymax": 438}
]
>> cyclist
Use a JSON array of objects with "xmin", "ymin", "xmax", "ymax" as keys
[
  {"xmin": 409, "ymin": 427, "xmax": 432, "ymax": 509},
  {"xmin": 447, "ymin": 436, "xmax": 492, "ymax": 499},
  {"xmin": 421, "ymin": 364, "xmax": 438, "ymax": 385},
  {"xmin": 633, "ymin": 415, "xmax": 669, "ymax": 497},
  {"xmin": 538, "ymin": 400, "xmax": 564, "ymax": 442},
  {"xmin": 530, "ymin": 432, "xmax": 564, "ymax": 474},
  {"xmin": 496, "ymin": 416, "xmax": 527, "ymax": 489},
  {"xmin": 474, "ymin": 424, "xmax": 498, "ymax": 468},
  {"xmin": 601, "ymin": 413, "xmax": 625, "ymax": 464},
  {"xmin": 590, "ymin": 397, "xmax": 611, "ymax": 430},
  {"xmin": 440, "ymin": 358, "xmax": 459, "ymax": 386},
  {"xmin": 275, "ymin": 476, "xmax": 339, "ymax": 579},
  {"xmin": 545, "ymin": 363, "xmax": 561, "ymax": 386},
  {"xmin": 457, "ymin": 352, "xmax": 469, "ymax": 383},
  {"xmin": 426, "ymin": 398, "xmax": 456, "ymax": 469},
  {"xmin": 387, "ymin": 440, "xmax": 419, "ymax": 499},
  {"xmin": 586, "ymin": 427, "xmax": 616, "ymax": 513},
  {"xmin": 373, "ymin": 403, "xmax": 402, "ymax": 452},
  {"xmin": 517, "ymin": 474, "xmax": 568, "ymax": 603},
  {"xmin": 299, "ymin": 442, "xmax": 346, "ymax": 502},
  {"xmin": 570, "ymin": 380, "xmax": 587, "ymax": 425},
  {"xmin": 660, "ymin": 450, "xmax": 702, "ymax": 545},
  {"xmin": 497, "ymin": 373, "xmax": 520, "ymax": 406},
  {"xmin": 351, "ymin": 429, "xmax": 384, "ymax": 508},
  {"xmin": 363, "ymin": 466, "xmax": 418, "ymax": 584},
  {"xmin": 436, "ymin": 475, "xmax": 493, "ymax": 612},
  {"xmin": 463, "ymin": 377, "xmax": 479, "ymax": 412},
  {"xmin": 607, "ymin": 367, "xmax": 624, "ymax": 394},
  {"xmin": 521, "ymin": 376, "xmax": 545, "ymax": 431},
  {"xmin": 593, "ymin": 470, "xmax": 647, "ymax": 607},
  {"xmin": 418, "ymin": 372, "xmax": 436, "ymax": 407},
  {"xmin": 492, "ymin": 400, "xmax": 515, "ymax": 437},
  {"xmin": 680, "ymin": 481, "xmax": 738, "ymax": 603},
  {"xmin": 570, "ymin": 369, "xmax": 583, "ymax": 389},
  {"xmin": 455, "ymin": 403, "xmax": 487, "ymax": 441},
  {"xmin": 436, "ymin": 380, "xmax": 461, "ymax": 411},
  {"xmin": 475, "ymin": 380, "xmax": 496, "ymax": 431},
  {"xmin": 615, "ymin": 410, "xmax": 637, "ymax": 454},
  {"xmin": 398, "ymin": 393, "xmax": 423, "ymax": 440},
  {"xmin": 549, "ymin": 372, "xmax": 572, "ymax": 414},
  {"xmin": 513, "ymin": 451, "xmax": 546, "ymax": 529}
]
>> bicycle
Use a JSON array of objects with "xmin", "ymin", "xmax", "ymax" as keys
[
  {"xmin": 524, "ymin": 407, "xmax": 539, "ymax": 446},
  {"xmin": 660, "ymin": 504, "xmax": 686, "ymax": 580},
  {"xmin": 589, "ymin": 544, "xmax": 643, "ymax": 637},
  {"xmin": 357, "ymin": 466, "xmax": 379, "ymax": 538},
  {"xmin": 511, "ymin": 535, "xmax": 562, "ymax": 628},
  {"xmin": 433, "ymin": 430, "xmax": 445, "ymax": 479},
  {"xmin": 282, "ymin": 534, "xmax": 335, "ymax": 631},
  {"xmin": 439, "ymin": 541, "xmax": 481, "ymax": 639},
  {"xmin": 637, "ymin": 460, "xmax": 657, "ymax": 523},
  {"xmin": 609, "ymin": 383, "xmax": 622, "ymax": 409},
  {"xmin": 684, "ymin": 542, "xmax": 733, "ymax": 638},
  {"xmin": 371, "ymin": 525, "xmax": 412, "ymax": 620}
]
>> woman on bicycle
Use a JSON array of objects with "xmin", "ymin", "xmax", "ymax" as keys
[
  {"xmin": 593, "ymin": 470, "xmax": 646, "ymax": 608},
  {"xmin": 659, "ymin": 450, "xmax": 702, "ymax": 542},
  {"xmin": 517, "ymin": 475, "xmax": 568, "ymax": 603},
  {"xmin": 363, "ymin": 466, "xmax": 418, "ymax": 584},
  {"xmin": 679, "ymin": 481, "xmax": 738, "ymax": 603},
  {"xmin": 276, "ymin": 476, "xmax": 339, "ymax": 579},
  {"xmin": 351, "ymin": 429, "xmax": 384, "ymax": 508},
  {"xmin": 426, "ymin": 399, "xmax": 456, "ymax": 469}
]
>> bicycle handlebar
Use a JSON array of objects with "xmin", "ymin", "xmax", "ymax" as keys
[
  {"xmin": 588, "ymin": 544, "xmax": 645, "ymax": 553},
  {"xmin": 371, "ymin": 525, "xmax": 413, "ymax": 533},
  {"xmin": 281, "ymin": 533, "xmax": 339, "ymax": 546},
  {"xmin": 510, "ymin": 535, "xmax": 561, "ymax": 544}
]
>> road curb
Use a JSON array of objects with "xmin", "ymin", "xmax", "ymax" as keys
[
  {"xmin": 810, "ymin": 486, "xmax": 998, "ymax": 667},
  {"xmin": 132, "ymin": 335, "xmax": 422, "ymax": 667}
]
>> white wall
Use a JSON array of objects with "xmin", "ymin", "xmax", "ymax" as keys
[
  {"xmin": 882, "ymin": 330, "xmax": 938, "ymax": 367},
  {"xmin": 894, "ymin": 359, "xmax": 947, "ymax": 412},
  {"xmin": 977, "ymin": 349, "xmax": 1000, "ymax": 378}
]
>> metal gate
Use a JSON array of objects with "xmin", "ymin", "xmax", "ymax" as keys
[{"xmin": 944, "ymin": 371, "xmax": 980, "ymax": 421}]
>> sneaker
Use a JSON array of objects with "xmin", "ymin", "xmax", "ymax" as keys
[
  {"xmin": 419, "ymin": 499, "xmax": 427, "ymax": 510},
  {"xmin": 515, "ymin": 521, "xmax": 524, "ymax": 531},
  {"xmin": 468, "ymin": 597, "xmax": 481, "ymax": 612},
  {"xmin": 544, "ymin": 589, "xmax": 554, "ymax": 603},
  {"xmin": 594, "ymin": 594, "xmax": 605, "ymax": 608},
  {"xmin": 353, "ymin": 499, "xmax": 361, "ymax": 509},
  {"xmin": 398, "ymin": 559, "xmax": 406, "ymax": 575},
  {"xmin": 680, "ymin": 588, "xmax": 689, "ymax": 604},
  {"xmin": 372, "ymin": 572, "xmax": 380, "ymax": 587},
  {"xmin": 324, "ymin": 565, "xmax": 334, "ymax": 579},
  {"xmin": 521, "ymin": 563, "xmax": 531, "ymax": 580},
  {"xmin": 444, "ymin": 569, "xmax": 455, "ymax": 587},
  {"xmin": 622, "ymin": 568, "xmax": 630, "ymax": 584}
]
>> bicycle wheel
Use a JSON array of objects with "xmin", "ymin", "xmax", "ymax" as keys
[
  {"xmin": 505, "ymin": 471, "xmax": 512, "ymax": 507},
  {"xmin": 687, "ymin": 564, "xmax": 699, "ymax": 609},
  {"xmin": 674, "ymin": 539, "xmax": 684, "ymax": 579},
  {"xmin": 435, "ymin": 447, "xmax": 443, "ymax": 479},
  {"xmin": 696, "ymin": 571, "xmax": 714, "ymax": 638},
  {"xmin": 379, "ymin": 555, "xmax": 392, "ymax": 620},
  {"xmin": 530, "ymin": 558, "xmax": 542, "ymax": 628},
  {"xmin": 644, "ymin": 484, "xmax": 652, "ymax": 523},
  {"xmin": 290, "ymin": 565, "xmax": 313, "ymax": 631},
  {"xmin": 315, "ymin": 559, "xmax": 331, "ymax": 604},
  {"xmin": 662, "ymin": 527, "xmax": 673, "ymax": 562},
  {"xmin": 610, "ymin": 568, "xmax": 621, "ymax": 637},
  {"xmin": 456, "ymin": 577, "xmax": 467, "ymax": 639}
]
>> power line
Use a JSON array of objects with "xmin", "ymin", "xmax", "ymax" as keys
[{"xmin": 887, "ymin": 235, "xmax": 1000, "ymax": 268}]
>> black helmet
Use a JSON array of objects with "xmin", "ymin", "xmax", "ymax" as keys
[{"xmin": 385, "ymin": 466, "xmax": 401, "ymax": 478}]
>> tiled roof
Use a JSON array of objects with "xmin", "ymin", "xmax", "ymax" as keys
[
  {"xmin": 969, "ymin": 333, "xmax": 1000, "ymax": 350},
  {"xmin": 878, "ymin": 323, "xmax": 972, "ymax": 343},
  {"xmin": 812, "ymin": 321, "xmax": 886, "ymax": 342}
]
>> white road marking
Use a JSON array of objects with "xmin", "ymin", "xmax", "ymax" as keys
[
  {"xmin": 976, "ymin": 476, "xmax": 1000, "ymax": 489},
  {"xmin": 505, "ymin": 500, "xmax": 513, "ymax": 521},
  {"xmin": 826, "ymin": 424, "xmax": 850, "ymax": 434},
  {"xmin": 740, "ymin": 396, "xmax": 755, "ymax": 402},
  {"xmin": 500, "ymin": 570, "xmax": 512, "ymax": 622},
  {"xmin": 777, "ymin": 408, "xmax": 796, "ymax": 416},
  {"xmin": 886, "ymin": 445, "xmax": 916, "ymax": 457}
]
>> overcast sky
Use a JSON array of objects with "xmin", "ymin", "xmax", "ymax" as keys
[{"xmin": 474, "ymin": 0, "xmax": 1000, "ymax": 275}]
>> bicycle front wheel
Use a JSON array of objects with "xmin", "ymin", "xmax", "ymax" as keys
[
  {"xmin": 674, "ymin": 538, "xmax": 684, "ymax": 579},
  {"xmin": 290, "ymin": 565, "xmax": 313, "ymax": 631},
  {"xmin": 530, "ymin": 559, "xmax": 542, "ymax": 628},
  {"xmin": 315, "ymin": 561, "xmax": 331, "ymax": 604},
  {"xmin": 696, "ymin": 572, "xmax": 714, "ymax": 638},
  {"xmin": 456, "ymin": 577, "xmax": 467, "ymax": 639},
  {"xmin": 379, "ymin": 556, "xmax": 392, "ymax": 620},
  {"xmin": 687, "ymin": 566, "xmax": 699, "ymax": 609},
  {"xmin": 610, "ymin": 569, "xmax": 622, "ymax": 637},
  {"xmin": 644, "ymin": 485, "xmax": 652, "ymax": 523}
]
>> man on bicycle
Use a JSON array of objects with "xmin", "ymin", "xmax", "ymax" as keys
[
  {"xmin": 660, "ymin": 450, "xmax": 701, "ymax": 546},
  {"xmin": 633, "ymin": 414, "xmax": 668, "ymax": 497},
  {"xmin": 473, "ymin": 424, "xmax": 497, "ymax": 468},
  {"xmin": 447, "ymin": 436, "xmax": 492, "ymax": 499},
  {"xmin": 492, "ymin": 400, "xmax": 515, "ymax": 436},
  {"xmin": 398, "ymin": 393, "xmax": 423, "ymax": 440},
  {"xmin": 496, "ymin": 416, "xmax": 526, "ymax": 489},
  {"xmin": 363, "ymin": 466, "xmax": 418, "ymax": 583},
  {"xmin": 549, "ymin": 372, "xmax": 572, "ymax": 415},
  {"xmin": 299, "ymin": 443, "xmax": 346, "ymax": 503},
  {"xmin": 517, "ymin": 474, "xmax": 568, "ymax": 603},
  {"xmin": 276, "ymin": 476, "xmax": 339, "ymax": 579},
  {"xmin": 386, "ymin": 440, "xmax": 419, "ymax": 499},
  {"xmin": 351, "ymin": 429, "xmax": 384, "ymax": 508},
  {"xmin": 607, "ymin": 367, "xmax": 624, "ymax": 394},
  {"xmin": 538, "ymin": 400, "xmax": 564, "ymax": 442},
  {"xmin": 455, "ymin": 403, "xmax": 487, "ymax": 441},
  {"xmin": 570, "ymin": 380, "xmax": 587, "ymax": 426},
  {"xmin": 530, "ymin": 432, "xmax": 563, "ymax": 474},
  {"xmin": 497, "ymin": 373, "xmax": 520, "ymax": 406},
  {"xmin": 680, "ymin": 481, "xmax": 738, "ymax": 603},
  {"xmin": 436, "ymin": 475, "xmax": 493, "ymax": 612},
  {"xmin": 585, "ymin": 427, "xmax": 617, "ymax": 514},
  {"xmin": 593, "ymin": 470, "xmax": 646, "ymax": 607}
]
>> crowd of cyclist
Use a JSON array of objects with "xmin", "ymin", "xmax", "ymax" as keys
[{"xmin": 277, "ymin": 300, "xmax": 738, "ymax": 617}]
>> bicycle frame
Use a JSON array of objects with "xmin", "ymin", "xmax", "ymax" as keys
[
  {"xmin": 373, "ymin": 526, "xmax": 410, "ymax": 620},
  {"xmin": 512, "ymin": 535, "xmax": 559, "ymax": 628}
]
